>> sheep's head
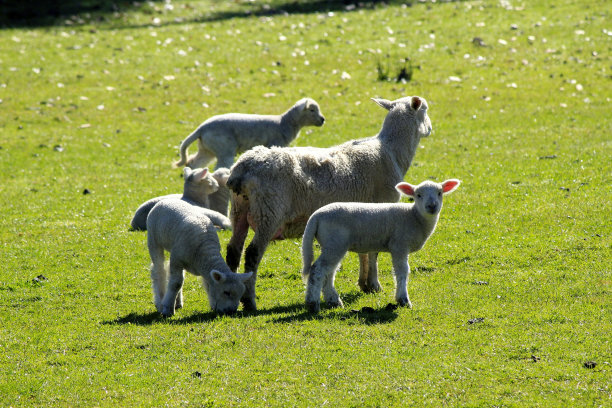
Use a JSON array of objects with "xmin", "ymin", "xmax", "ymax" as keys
[
  {"xmin": 183, "ymin": 167, "xmax": 219, "ymax": 195},
  {"xmin": 203, "ymin": 270, "xmax": 253, "ymax": 314},
  {"xmin": 297, "ymin": 98, "xmax": 325, "ymax": 127},
  {"xmin": 396, "ymin": 179, "xmax": 460, "ymax": 217},
  {"xmin": 372, "ymin": 96, "xmax": 432, "ymax": 138},
  {"xmin": 211, "ymin": 167, "xmax": 231, "ymax": 188}
]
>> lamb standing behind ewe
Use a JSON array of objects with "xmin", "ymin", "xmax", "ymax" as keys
[
  {"xmin": 173, "ymin": 98, "xmax": 326, "ymax": 170},
  {"xmin": 226, "ymin": 96, "xmax": 432, "ymax": 310},
  {"xmin": 130, "ymin": 167, "xmax": 232, "ymax": 231},
  {"xmin": 146, "ymin": 199, "xmax": 252, "ymax": 316},
  {"xmin": 301, "ymin": 179, "xmax": 460, "ymax": 312}
]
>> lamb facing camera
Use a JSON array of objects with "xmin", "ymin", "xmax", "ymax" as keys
[{"xmin": 301, "ymin": 179, "xmax": 460, "ymax": 313}]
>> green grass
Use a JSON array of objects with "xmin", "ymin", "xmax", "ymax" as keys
[{"xmin": 1, "ymin": 0, "xmax": 610, "ymax": 406}]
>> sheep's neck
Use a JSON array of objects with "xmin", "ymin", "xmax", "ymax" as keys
[
  {"xmin": 378, "ymin": 114, "xmax": 422, "ymax": 174},
  {"xmin": 412, "ymin": 210, "xmax": 439, "ymax": 244},
  {"xmin": 279, "ymin": 107, "xmax": 301, "ymax": 143}
]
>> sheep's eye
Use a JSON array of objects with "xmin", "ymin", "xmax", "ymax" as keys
[
  {"xmin": 438, "ymin": 192, "xmax": 442, "ymax": 197},
  {"xmin": 416, "ymin": 193, "xmax": 422, "ymax": 199},
  {"xmin": 223, "ymin": 291, "xmax": 232, "ymax": 297}
]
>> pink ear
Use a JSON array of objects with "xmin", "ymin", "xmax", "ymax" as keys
[
  {"xmin": 197, "ymin": 168, "xmax": 208, "ymax": 180},
  {"xmin": 395, "ymin": 182, "xmax": 415, "ymax": 197},
  {"xmin": 411, "ymin": 96, "xmax": 422, "ymax": 111},
  {"xmin": 442, "ymin": 179, "xmax": 461, "ymax": 194}
]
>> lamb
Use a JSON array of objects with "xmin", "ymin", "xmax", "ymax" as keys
[
  {"xmin": 225, "ymin": 96, "xmax": 432, "ymax": 310},
  {"xmin": 146, "ymin": 199, "xmax": 252, "ymax": 316},
  {"xmin": 173, "ymin": 97, "xmax": 326, "ymax": 170},
  {"xmin": 130, "ymin": 167, "xmax": 232, "ymax": 231},
  {"xmin": 301, "ymin": 179, "xmax": 460, "ymax": 312}
]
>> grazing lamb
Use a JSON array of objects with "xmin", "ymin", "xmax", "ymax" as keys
[
  {"xmin": 146, "ymin": 199, "xmax": 252, "ymax": 316},
  {"xmin": 301, "ymin": 179, "xmax": 460, "ymax": 312},
  {"xmin": 130, "ymin": 167, "xmax": 232, "ymax": 231},
  {"xmin": 173, "ymin": 98, "xmax": 326, "ymax": 170},
  {"xmin": 226, "ymin": 96, "xmax": 432, "ymax": 310}
]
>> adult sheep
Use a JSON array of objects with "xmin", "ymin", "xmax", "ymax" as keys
[{"xmin": 226, "ymin": 96, "xmax": 432, "ymax": 310}]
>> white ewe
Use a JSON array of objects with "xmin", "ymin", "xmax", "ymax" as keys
[
  {"xmin": 226, "ymin": 96, "xmax": 432, "ymax": 310},
  {"xmin": 146, "ymin": 199, "xmax": 252, "ymax": 316},
  {"xmin": 302, "ymin": 179, "xmax": 460, "ymax": 312},
  {"xmin": 130, "ymin": 167, "xmax": 231, "ymax": 231},
  {"xmin": 173, "ymin": 98, "xmax": 325, "ymax": 170}
]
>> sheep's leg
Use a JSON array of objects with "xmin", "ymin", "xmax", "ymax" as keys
[
  {"xmin": 306, "ymin": 250, "xmax": 345, "ymax": 312},
  {"xmin": 358, "ymin": 253, "xmax": 369, "ymax": 292},
  {"xmin": 391, "ymin": 253, "xmax": 412, "ymax": 308},
  {"xmin": 148, "ymin": 241, "xmax": 167, "ymax": 313},
  {"xmin": 160, "ymin": 257, "xmax": 185, "ymax": 317},
  {"xmin": 241, "ymin": 228, "xmax": 277, "ymax": 311},
  {"xmin": 226, "ymin": 196, "xmax": 249, "ymax": 272},
  {"xmin": 358, "ymin": 252, "xmax": 382, "ymax": 293}
]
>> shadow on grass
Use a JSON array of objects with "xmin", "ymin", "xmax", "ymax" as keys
[
  {"xmin": 2, "ymin": 0, "xmax": 466, "ymax": 29},
  {"xmin": 105, "ymin": 289, "xmax": 398, "ymax": 325}
]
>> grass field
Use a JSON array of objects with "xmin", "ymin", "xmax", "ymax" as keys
[{"xmin": 1, "ymin": 0, "xmax": 610, "ymax": 406}]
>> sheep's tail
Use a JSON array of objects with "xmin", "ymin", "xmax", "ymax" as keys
[
  {"xmin": 173, "ymin": 127, "xmax": 201, "ymax": 168},
  {"xmin": 301, "ymin": 216, "xmax": 318, "ymax": 283}
]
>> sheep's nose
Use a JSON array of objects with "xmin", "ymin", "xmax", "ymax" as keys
[{"xmin": 426, "ymin": 204, "xmax": 438, "ymax": 214}]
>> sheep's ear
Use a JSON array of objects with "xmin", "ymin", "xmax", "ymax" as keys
[
  {"xmin": 410, "ymin": 96, "xmax": 422, "ymax": 111},
  {"xmin": 239, "ymin": 272, "xmax": 253, "ymax": 282},
  {"xmin": 441, "ymin": 179, "xmax": 461, "ymax": 195},
  {"xmin": 198, "ymin": 167, "xmax": 209, "ymax": 180},
  {"xmin": 183, "ymin": 167, "xmax": 193, "ymax": 180},
  {"xmin": 395, "ymin": 182, "xmax": 416, "ymax": 198},
  {"xmin": 210, "ymin": 270, "xmax": 226, "ymax": 283},
  {"xmin": 372, "ymin": 98, "xmax": 394, "ymax": 111}
]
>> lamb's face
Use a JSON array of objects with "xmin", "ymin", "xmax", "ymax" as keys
[
  {"xmin": 413, "ymin": 181, "xmax": 444, "ymax": 217},
  {"xmin": 206, "ymin": 270, "xmax": 252, "ymax": 315},
  {"xmin": 186, "ymin": 168, "xmax": 219, "ymax": 194},
  {"xmin": 301, "ymin": 99, "xmax": 326, "ymax": 127}
]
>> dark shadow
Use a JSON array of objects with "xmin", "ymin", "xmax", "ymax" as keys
[
  {"xmin": 0, "ymin": 0, "xmax": 160, "ymax": 28},
  {"xmin": 2, "ymin": 0, "xmax": 466, "ymax": 29},
  {"xmin": 271, "ymin": 304, "xmax": 399, "ymax": 324},
  {"xmin": 104, "ymin": 311, "xmax": 166, "ymax": 326}
]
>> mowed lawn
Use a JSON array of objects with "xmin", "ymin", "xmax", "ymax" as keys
[{"xmin": 0, "ymin": 0, "xmax": 610, "ymax": 406}]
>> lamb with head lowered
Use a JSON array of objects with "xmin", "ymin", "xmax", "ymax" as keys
[
  {"xmin": 146, "ymin": 199, "xmax": 252, "ymax": 316},
  {"xmin": 173, "ymin": 98, "xmax": 325, "ymax": 170},
  {"xmin": 301, "ymin": 179, "xmax": 460, "ymax": 313},
  {"xmin": 225, "ymin": 96, "xmax": 432, "ymax": 311}
]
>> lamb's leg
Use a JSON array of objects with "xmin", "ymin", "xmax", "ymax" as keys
[
  {"xmin": 175, "ymin": 270, "xmax": 185, "ymax": 310},
  {"xmin": 391, "ymin": 253, "xmax": 412, "ymax": 308},
  {"xmin": 321, "ymin": 253, "xmax": 345, "ymax": 309},
  {"xmin": 212, "ymin": 155, "xmax": 235, "ymax": 216},
  {"xmin": 226, "ymin": 196, "xmax": 249, "ymax": 272},
  {"xmin": 187, "ymin": 140, "xmax": 215, "ymax": 169},
  {"xmin": 306, "ymin": 249, "xmax": 345, "ymax": 312},
  {"xmin": 160, "ymin": 257, "xmax": 185, "ymax": 317},
  {"xmin": 148, "ymin": 241, "xmax": 167, "ymax": 313}
]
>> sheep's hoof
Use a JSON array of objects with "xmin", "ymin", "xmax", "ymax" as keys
[
  {"xmin": 359, "ymin": 281, "xmax": 382, "ymax": 293},
  {"xmin": 161, "ymin": 305, "xmax": 175, "ymax": 317},
  {"xmin": 305, "ymin": 301, "xmax": 320, "ymax": 313}
]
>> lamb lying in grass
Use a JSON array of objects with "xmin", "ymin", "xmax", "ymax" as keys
[
  {"xmin": 146, "ymin": 199, "xmax": 252, "ymax": 316},
  {"xmin": 130, "ymin": 167, "xmax": 231, "ymax": 231},
  {"xmin": 226, "ymin": 96, "xmax": 432, "ymax": 310},
  {"xmin": 301, "ymin": 179, "xmax": 460, "ymax": 312},
  {"xmin": 173, "ymin": 98, "xmax": 325, "ymax": 170}
]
